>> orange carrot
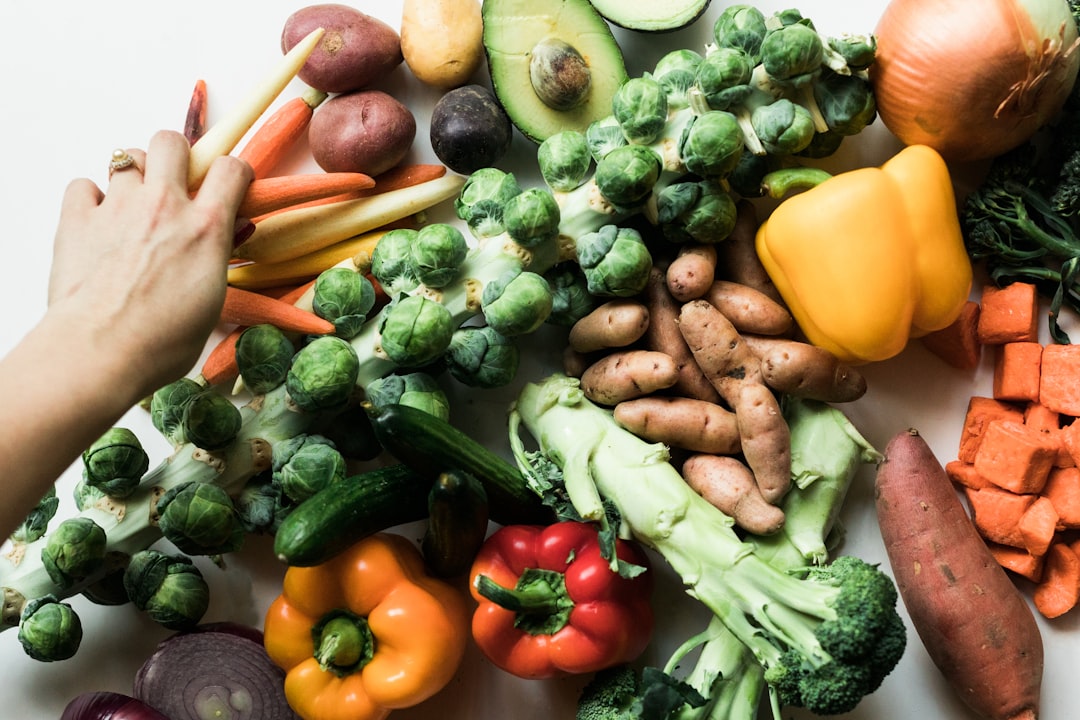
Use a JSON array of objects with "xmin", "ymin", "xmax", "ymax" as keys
[
  {"xmin": 1032, "ymin": 542, "xmax": 1080, "ymax": 618},
  {"xmin": 221, "ymin": 286, "xmax": 334, "ymax": 335},
  {"xmin": 237, "ymin": 85, "xmax": 328, "ymax": 179},
  {"xmin": 992, "ymin": 341, "xmax": 1043, "ymax": 402},
  {"xmin": 1017, "ymin": 496, "xmax": 1059, "ymax": 557},
  {"xmin": 1038, "ymin": 342, "xmax": 1080, "ymax": 415},
  {"xmin": 972, "ymin": 419, "xmax": 1058, "ymax": 495},
  {"xmin": 200, "ymin": 326, "xmax": 246, "ymax": 387},
  {"xmin": 249, "ymin": 163, "xmax": 449, "ymax": 222},
  {"xmin": 275, "ymin": 278, "xmax": 317, "ymax": 306},
  {"xmin": 988, "ymin": 542, "xmax": 1045, "ymax": 583},
  {"xmin": 919, "ymin": 299, "xmax": 982, "ymax": 370},
  {"xmin": 238, "ymin": 172, "xmax": 375, "ymax": 218},
  {"xmin": 977, "ymin": 281, "xmax": 1039, "ymax": 345},
  {"xmin": 957, "ymin": 396, "xmax": 1025, "ymax": 464},
  {"xmin": 184, "ymin": 79, "xmax": 208, "ymax": 146}
]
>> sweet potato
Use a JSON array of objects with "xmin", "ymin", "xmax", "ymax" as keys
[
  {"xmin": 1042, "ymin": 466, "xmax": 1080, "ymax": 528},
  {"xmin": 988, "ymin": 542, "xmax": 1044, "ymax": 583},
  {"xmin": 702, "ymin": 280, "xmax": 793, "ymax": 336},
  {"xmin": 920, "ymin": 299, "xmax": 983, "ymax": 370},
  {"xmin": 972, "ymin": 419, "xmax": 1058, "ymax": 495},
  {"xmin": 965, "ymin": 486, "xmax": 1036, "ymax": 548},
  {"xmin": 1018, "ymin": 496, "xmax": 1059, "ymax": 557},
  {"xmin": 875, "ymin": 429, "xmax": 1044, "ymax": 720},
  {"xmin": 568, "ymin": 299, "xmax": 650, "ymax": 354},
  {"xmin": 977, "ymin": 281, "xmax": 1039, "ymax": 345},
  {"xmin": 641, "ymin": 266, "xmax": 720, "ymax": 403},
  {"xmin": 957, "ymin": 396, "xmax": 1026, "ymax": 464},
  {"xmin": 945, "ymin": 459, "xmax": 993, "ymax": 490},
  {"xmin": 665, "ymin": 244, "xmax": 717, "ymax": 302},
  {"xmin": 681, "ymin": 453, "xmax": 785, "ymax": 535},
  {"xmin": 613, "ymin": 396, "xmax": 741, "ymax": 455},
  {"xmin": 579, "ymin": 350, "xmax": 679, "ymax": 406},
  {"xmin": 714, "ymin": 199, "xmax": 783, "ymax": 304},
  {"xmin": 1039, "ymin": 342, "xmax": 1080, "ymax": 415},
  {"xmin": 743, "ymin": 335, "xmax": 867, "ymax": 403},
  {"xmin": 1023, "ymin": 402, "xmax": 1072, "ymax": 468},
  {"xmin": 1032, "ymin": 542, "xmax": 1080, "ymax": 618},
  {"xmin": 993, "ymin": 342, "xmax": 1043, "ymax": 402}
]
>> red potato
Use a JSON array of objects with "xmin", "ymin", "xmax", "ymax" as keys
[
  {"xmin": 282, "ymin": 4, "xmax": 403, "ymax": 93},
  {"xmin": 308, "ymin": 90, "xmax": 417, "ymax": 177},
  {"xmin": 875, "ymin": 428, "xmax": 1044, "ymax": 720},
  {"xmin": 682, "ymin": 453, "xmax": 785, "ymax": 535}
]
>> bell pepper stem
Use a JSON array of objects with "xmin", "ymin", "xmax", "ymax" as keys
[
  {"xmin": 760, "ymin": 167, "xmax": 834, "ymax": 199},
  {"xmin": 312, "ymin": 609, "xmax": 375, "ymax": 677},
  {"xmin": 475, "ymin": 568, "xmax": 574, "ymax": 636}
]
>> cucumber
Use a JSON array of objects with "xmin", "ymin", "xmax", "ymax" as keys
[
  {"xmin": 273, "ymin": 463, "xmax": 431, "ymax": 567},
  {"xmin": 422, "ymin": 469, "xmax": 490, "ymax": 577},
  {"xmin": 365, "ymin": 402, "xmax": 553, "ymax": 525}
]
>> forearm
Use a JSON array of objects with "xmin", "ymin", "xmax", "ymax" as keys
[{"xmin": 0, "ymin": 307, "xmax": 146, "ymax": 539}]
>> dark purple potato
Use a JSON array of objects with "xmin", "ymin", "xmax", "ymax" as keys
[{"xmin": 429, "ymin": 85, "xmax": 513, "ymax": 175}]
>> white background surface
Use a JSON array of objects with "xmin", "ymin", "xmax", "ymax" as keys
[{"xmin": 0, "ymin": 1, "xmax": 1073, "ymax": 718}]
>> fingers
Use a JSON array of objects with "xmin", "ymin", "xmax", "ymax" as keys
[
  {"xmin": 195, "ymin": 154, "xmax": 254, "ymax": 216},
  {"xmin": 106, "ymin": 147, "xmax": 145, "ymax": 189},
  {"xmin": 140, "ymin": 129, "xmax": 190, "ymax": 188}
]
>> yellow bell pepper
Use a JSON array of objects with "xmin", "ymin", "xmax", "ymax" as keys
[
  {"xmin": 754, "ymin": 144, "xmax": 973, "ymax": 364},
  {"xmin": 263, "ymin": 532, "xmax": 470, "ymax": 720}
]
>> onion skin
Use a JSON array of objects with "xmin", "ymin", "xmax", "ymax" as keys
[
  {"xmin": 60, "ymin": 691, "xmax": 171, "ymax": 720},
  {"xmin": 871, "ymin": 0, "xmax": 1080, "ymax": 162}
]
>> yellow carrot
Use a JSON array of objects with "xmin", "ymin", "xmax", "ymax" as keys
[
  {"xmin": 188, "ymin": 27, "xmax": 325, "ymax": 190},
  {"xmin": 233, "ymin": 173, "xmax": 465, "ymax": 264},
  {"xmin": 227, "ymin": 229, "xmax": 390, "ymax": 289}
]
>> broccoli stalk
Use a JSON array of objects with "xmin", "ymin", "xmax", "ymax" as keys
[{"xmin": 512, "ymin": 375, "xmax": 904, "ymax": 718}]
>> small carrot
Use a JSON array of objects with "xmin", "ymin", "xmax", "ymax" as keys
[
  {"xmin": 183, "ymin": 79, "xmax": 208, "ymax": 146},
  {"xmin": 227, "ymin": 228, "xmax": 390, "ymax": 290},
  {"xmin": 249, "ymin": 163, "xmax": 449, "ymax": 222},
  {"xmin": 238, "ymin": 172, "xmax": 375, "ymax": 218},
  {"xmin": 237, "ymin": 85, "xmax": 328, "ymax": 179},
  {"xmin": 200, "ymin": 326, "xmax": 246, "ymax": 387},
  {"xmin": 221, "ymin": 285, "xmax": 335, "ymax": 335}
]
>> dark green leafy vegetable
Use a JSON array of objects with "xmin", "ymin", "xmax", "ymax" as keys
[{"xmin": 123, "ymin": 550, "xmax": 210, "ymax": 630}]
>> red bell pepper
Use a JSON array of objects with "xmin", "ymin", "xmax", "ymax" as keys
[{"xmin": 468, "ymin": 521, "xmax": 654, "ymax": 679}]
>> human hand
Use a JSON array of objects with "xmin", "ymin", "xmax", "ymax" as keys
[{"xmin": 47, "ymin": 129, "xmax": 252, "ymax": 401}]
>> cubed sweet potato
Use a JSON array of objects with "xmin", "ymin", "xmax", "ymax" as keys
[
  {"xmin": 976, "ymin": 281, "xmax": 1039, "ymax": 345},
  {"xmin": 1018, "ymin": 496, "xmax": 1059, "ymax": 557},
  {"xmin": 945, "ymin": 459, "xmax": 994, "ymax": 490},
  {"xmin": 957, "ymin": 396, "xmax": 1025, "ymax": 464},
  {"xmin": 965, "ymin": 486, "xmax": 1037, "ymax": 548},
  {"xmin": 992, "ymin": 341, "xmax": 1043, "ymax": 402},
  {"xmin": 1033, "ymin": 542, "xmax": 1080, "ymax": 619},
  {"xmin": 920, "ymin": 299, "xmax": 982, "ymax": 370},
  {"xmin": 988, "ymin": 541, "xmax": 1045, "ymax": 583},
  {"xmin": 1039, "ymin": 343, "xmax": 1080, "ymax": 416},
  {"xmin": 972, "ymin": 419, "xmax": 1058, "ymax": 494},
  {"xmin": 1024, "ymin": 402, "xmax": 1073, "ymax": 468},
  {"xmin": 1042, "ymin": 467, "xmax": 1080, "ymax": 528}
]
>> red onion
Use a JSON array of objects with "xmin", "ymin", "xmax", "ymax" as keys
[
  {"xmin": 133, "ymin": 623, "xmax": 299, "ymax": 720},
  {"xmin": 60, "ymin": 691, "xmax": 170, "ymax": 720}
]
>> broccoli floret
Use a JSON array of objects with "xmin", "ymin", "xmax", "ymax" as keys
[{"xmin": 576, "ymin": 665, "xmax": 705, "ymax": 720}]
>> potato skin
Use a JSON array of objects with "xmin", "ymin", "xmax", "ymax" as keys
[
  {"xmin": 580, "ymin": 350, "xmax": 679, "ymax": 406},
  {"xmin": 875, "ymin": 429, "xmax": 1043, "ymax": 720},
  {"xmin": 308, "ymin": 90, "xmax": 416, "ymax": 177},
  {"xmin": 682, "ymin": 454, "xmax": 785, "ymax": 535},
  {"xmin": 401, "ymin": 0, "xmax": 484, "ymax": 88},
  {"xmin": 613, "ymin": 396, "xmax": 740, "ymax": 455},
  {"xmin": 430, "ymin": 85, "xmax": 513, "ymax": 175},
  {"xmin": 744, "ymin": 335, "xmax": 867, "ymax": 403},
  {"xmin": 282, "ymin": 4, "xmax": 403, "ymax": 93},
  {"xmin": 666, "ymin": 244, "xmax": 717, "ymax": 302},
  {"xmin": 568, "ymin": 299, "xmax": 650, "ymax": 354}
]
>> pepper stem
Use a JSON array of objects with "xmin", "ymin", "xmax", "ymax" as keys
[
  {"xmin": 312, "ymin": 609, "xmax": 375, "ymax": 677},
  {"xmin": 475, "ymin": 567, "xmax": 574, "ymax": 636},
  {"xmin": 760, "ymin": 167, "xmax": 834, "ymax": 199}
]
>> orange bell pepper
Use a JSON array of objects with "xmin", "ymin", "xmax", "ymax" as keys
[{"xmin": 263, "ymin": 532, "xmax": 469, "ymax": 720}]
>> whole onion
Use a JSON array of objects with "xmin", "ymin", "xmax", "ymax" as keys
[
  {"xmin": 60, "ymin": 691, "xmax": 170, "ymax": 720},
  {"xmin": 870, "ymin": 0, "xmax": 1080, "ymax": 162}
]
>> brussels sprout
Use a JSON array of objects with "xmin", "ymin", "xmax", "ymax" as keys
[
  {"xmin": 365, "ymin": 372, "xmax": 450, "ymax": 420},
  {"xmin": 796, "ymin": 129, "xmax": 845, "ymax": 159},
  {"xmin": 576, "ymin": 225, "xmax": 653, "ymax": 297},
  {"xmin": 81, "ymin": 567, "xmax": 131, "ymax": 606},
  {"xmin": 123, "ymin": 549, "xmax": 209, "ymax": 630},
  {"xmin": 235, "ymin": 324, "xmax": 295, "ymax": 395},
  {"xmin": 585, "ymin": 116, "xmax": 628, "ymax": 162},
  {"xmin": 814, "ymin": 70, "xmax": 877, "ymax": 136},
  {"xmin": 530, "ymin": 37, "xmax": 592, "ymax": 111},
  {"xmin": 712, "ymin": 4, "xmax": 768, "ymax": 62},
  {"xmin": 760, "ymin": 18, "xmax": 824, "ymax": 86},
  {"xmin": 313, "ymin": 268, "xmax": 377, "ymax": 338},
  {"xmin": 828, "ymin": 33, "xmax": 877, "ymax": 71},
  {"xmin": 445, "ymin": 326, "xmax": 520, "ymax": 388},
  {"xmin": 652, "ymin": 49, "xmax": 703, "ymax": 108},
  {"xmin": 81, "ymin": 427, "xmax": 149, "ymax": 499},
  {"xmin": 751, "ymin": 98, "xmax": 816, "ymax": 155},
  {"xmin": 272, "ymin": 434, "xmax": 347, "ymax": 504},
  {"xmin": 454, "ymin": 168, "xmax": 523, "ymax": 239},
  {"xmin": 727, "ymin": 149, "xmax": 782, "ymax": 197},
  {"xmin": 378, "ymin": 295, "xmax": 456, "ymax": 367},
  {"xmin": 695, "ymin": 47, "xmax": 754, "ymax": 111},
  {"xmin": 18, "ymin": 595, "xmax": 82, "ymax": 661},
  {"xmin": 157, "ymin": 481, "xmax": 244, "ymax": 556},
  {"xmin": 612, "ymin": 76, "xmax": 669, "ymax": 145},
  {"xmin": 182, "ymin": 390, "xmax": 242, "ymax": 452},
  {"xmin": 10, "ymin": 487, "xmax": 59, "ymax": 545},
  {"xmin": 480, "ymin": 269, "xmax": 554, "ymax": 336},
  {"xmin": 72, "ymin": 479, "xmax": 108, "ymax": 513},
  {"xmin": 286, "ymin": 335, "xmax": 361, "ymax": 413},
  {"xmin": 538, "ymin": 130, "xmax": 592, "ymax": 192},
  {"xmin": 679, "ymin": 110, "xmax": 744, "ymax": 179},
  {"xmin": 317, "ymin": 404, "xmax": 382, "ymax": 462},
  {"xmin": 149, "ymin": 377, "xmax": 203, "ymax": 446},
  {"xmin": 656, "ymin": 180, "xmax": 738, "ymax": 244},
  {"xmin": 40, "ymin": 517, "xmax": 107, "ymax": 589},
  {"xmin": 545, "ymin": 265, "xmax": 598, "ymax": 327},
  {"xmin": 370, "ymin": 228, "xmax": 421, "ymax": 294},
  {"xmin": 234, "ymin": 471, "xmax": 290, "ymax": 534},
  {"xmin": 410, "ymin": 224, "xmax": 468, "ymax": 288},
  {"xmin": 594, "ymin": 144, "xmax": 662, "ymax": 208},
  {"xmin": 503, "ymin": 188, "xmax": 561, "ymax": 248}
]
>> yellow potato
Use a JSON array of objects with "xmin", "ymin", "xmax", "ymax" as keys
[
  {"xmin": 401, "ymin": 0, "xmax": 484, "ymax": 88},
  {"xmin": 580, "ymin": 350, "xmax": 679, "ymax": 406},
  {"xmin": 614, "ymin": 396, "xmax": 741, "ymax": 454}
]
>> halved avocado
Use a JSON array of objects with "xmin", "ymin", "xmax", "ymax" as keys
[
  {"xmin": 482, "ymin": 0, "xmax": 629, "ymax": 144},
  {"xmin": 587, "ymin": 0, "xmax": 712, "ymax": 33}
]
